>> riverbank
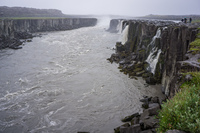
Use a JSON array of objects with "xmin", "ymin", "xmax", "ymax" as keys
[{"xmin": 107, "ymin": 19, "xmax": 200, "ymax": 133}]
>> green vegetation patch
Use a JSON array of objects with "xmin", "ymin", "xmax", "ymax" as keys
[
  {"xmin": 157, "ymin": 72, "xmax": 200, "ymax": 133},
  {"xmin": 190, "ymin": 30, "xmax": 200, "ymax": 54},
  {"xmin": 198, "ymin": 58, "xmax": 200, "ymax": 63},
  {"xmin": 181, "ymin": 72, "xmax": 200, "ymax": 87},
  {"xmin": 192, "ymin": 20, "xmax": 200, "ymax": 23}
]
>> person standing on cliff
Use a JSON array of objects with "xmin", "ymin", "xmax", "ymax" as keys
[
  {"xmin": 189, "ymin": 18, "xmax": 192, "ymax": 23},
  {"xmin": 184, "ymin": 18, "xmax": 187, "ymax": 23},
  {"xmin": 181, "ymin": 18, "xmax": 184, "ymax": 22}
]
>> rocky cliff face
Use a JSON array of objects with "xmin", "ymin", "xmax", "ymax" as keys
[
  {"xmin": 108, "ymin": 19, "xmax": 200, "ymax": 97},
  {"xmin": 0, "ymin": 18, "xmax": 97, "ymax": 49},
  {"xmin": 0, "ymin": 18, "xmax": 97, "ymax": 37}
]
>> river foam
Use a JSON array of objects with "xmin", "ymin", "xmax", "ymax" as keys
[{"xmin": 0, "ymin": 26, "xmax": 164, "ymax": 133}]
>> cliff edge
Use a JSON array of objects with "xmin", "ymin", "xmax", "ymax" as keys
[{"xmin": 108, "ymin": 19, "xmax": 200, "ymax": 97}]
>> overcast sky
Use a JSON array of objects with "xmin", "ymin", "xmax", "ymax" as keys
[{"xmin": 1, "ymin": 0, "xmax": 200, "ymax": 16}]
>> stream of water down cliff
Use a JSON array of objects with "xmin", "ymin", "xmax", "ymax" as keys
[{"xmin": 0, "ymin": 22, "xmax": 163, "ymax": 133}]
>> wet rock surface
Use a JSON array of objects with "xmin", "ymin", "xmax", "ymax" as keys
[
  {"xmin": 114, "ymin": 96, "xmax": 187, "ymax": 133},
  {"xmin": 107, "ymin": 19, "xmax": 200, "ymax": 97},
  {"xmin": 114, "ymin": 96, "xmax": 164, "ymax": 133},
  {"xmin": 0, "ymin": 32, "xmax": 39, "ymax": 49},
  {"xmin": 108, "ymin": 19, "xmax": 199, "ymax": 133}
]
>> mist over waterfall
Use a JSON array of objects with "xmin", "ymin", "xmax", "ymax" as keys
[
  {"xmin": 146, "ymin": 28, "xmax": 162, "ymax": 74},
  {"xmin": 117, "ymin": 20, "xmax": 123, "ymax": 34},
  {"xmin": 96, "ymin": 16, "xmax": 112, "ymax": 29}
]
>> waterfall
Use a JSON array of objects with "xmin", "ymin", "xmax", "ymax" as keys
[
  {"xmin": 117, "ymin": 20, "xmax": 123, "ymax": 34},
  {"xmin": 146, "ymin": 28, "xmax": 162, "ymax": 74},
  {"xmin": 146, "ymin": 48, "xmax": 162, "ymax": 74},
  {"xmin": 147, "ymin": 28, "xmax": 161, "ymax": 48},
  {"xmin": 118, "ymin": 24, "xmax": 129, "ymax": 45}
]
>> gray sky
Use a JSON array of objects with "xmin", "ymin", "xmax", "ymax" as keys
[{"xmin": 1, "ymin": 0, "xmax": 200, "ymax": 16}]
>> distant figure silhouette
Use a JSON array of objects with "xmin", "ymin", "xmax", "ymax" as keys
[
  {"xmin": 189, "ymin": 18, "xmax": 192, "ymax": 23},
  {"xmin": 184, "ymin": 18, "xmax": 187, "ymax": 23},
  {"xmin": 181, "ymin": 18, "xmax": 184, "ymax": 22}
]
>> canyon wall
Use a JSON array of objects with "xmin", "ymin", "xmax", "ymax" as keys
[
  {"xmin": 108, "ymin": 19, "xmax": 200, "ymax": 97},
  {"xmin": 0, "ymin": 18, "xmax": 97, "ymax": 38},
  {"xmin": 0, "ymin": 18, "xmax": 97, "ymax": 49}
]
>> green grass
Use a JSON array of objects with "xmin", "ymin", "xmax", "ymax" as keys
[
  {"xmin": 198, "ymin": 58, "xmax": 200, "ymax": 63},
  {"xmin": 192, "ymin": 20, "xmax": 200, "ymax": 23},
  {"xmin": 181, "ymin": 72, "xmax": 200, "ymax": 87},
  {"xmin": 157, "ymin": 72, "xmax": 200, "ymax": 133},
  {"xmin": 190, "ymin": 30, "xmax": 200, "ymax": 54}
]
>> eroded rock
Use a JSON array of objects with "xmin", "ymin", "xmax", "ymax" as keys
[{"xmin": 115, "ymin": 96, "xmax": 162, "ymax": 133}]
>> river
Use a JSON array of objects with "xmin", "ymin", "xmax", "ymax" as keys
[{"xmin": 0, "ymin": 22, "xmax": 164, "ymax": 133}]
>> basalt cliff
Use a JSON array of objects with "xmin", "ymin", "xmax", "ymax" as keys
[
  {"xmin": 0, "ymin": 18, "xmax": 97, "ymax": 49},
  {"xmin": 108, "ymin": 19, "xmax": 200, "ymax": 97}
]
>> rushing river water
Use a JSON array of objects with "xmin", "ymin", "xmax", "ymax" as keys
[{"xmin": 0, "ymin": 23, "xmax": 164, "ymax": 133}]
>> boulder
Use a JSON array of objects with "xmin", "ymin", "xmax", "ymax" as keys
[
  {"xmin": 148, "ymin": 103, "xmax": 160, "ymax": 116},
  {"xmin": 121, "ymin": 113, "xmax": 140, "ymax": 122},
  {"xmin": 140, "ymin": 110, "xmax": 150, "ymax": 123},
  {"xmin": 114, "ymin": 96, "xmax": 165, "ymax": 133},
  {"xmin": 139, "ymin": 103, "xmax": 160, "ymax": 130},
  {"xmin": 131, "ymin": 116, "xmax": 140, "ymax": 125},
  {"xmin": 114, "ymin": 123, "xmax": 130, "ymax": 133},
  {"xmin": 116, "ymin": 42, "xmax": 125, "ymax": 52},
  {"xmin": 143, "ymin": 116, "xmax": 159, "ymax": 129},
  {"xmin": 107, "ymin": 53, "xmax": 121, "ymax": 63},
  {"xmin": 151, "ymin": 97, "xmax": 159, "ymax": 104},
  {"xmin": 140, "ymin": 129, "xmax": 153, "ymax": 133},
  {"xmin": 145, "ymin": 76, "xmax": 157, "ymax": 85},
  {"xmin": 120, "ymin": 124, "xmax": 141, "ymax": 133},
  {"xmin": 142, "ymin": 103, "xmax": 149, "ymax": 109},
  {"xmin": 140, "ymin": 97, "xmax": 151, "ymax": 109}
]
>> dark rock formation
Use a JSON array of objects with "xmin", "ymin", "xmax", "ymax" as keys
[
  {"xmin": 114, "ymin": 96, "xmax": 187, "ymax": 133},
  {"xmin": 114, "ymin": 96, "xmax": 163, "ymax": 133},
  {"xmin": 0, "ymin": 36, "xmax": 23, "ymax": 49},
  {"xmin": 108, "ymin": 19, "xmax": 200, "ymax": 97},
  {"xmin": 0, "ymin": 18, "xmax": 97, "ymax": 38},
  {"xmin": 0, "ymin": 18, "xmax": 97, "ymax": 49}
]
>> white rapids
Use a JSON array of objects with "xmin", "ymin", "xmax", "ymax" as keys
[{"xmin": 0, "ymin": 24, "xmax": 164, "ymax": 133}]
